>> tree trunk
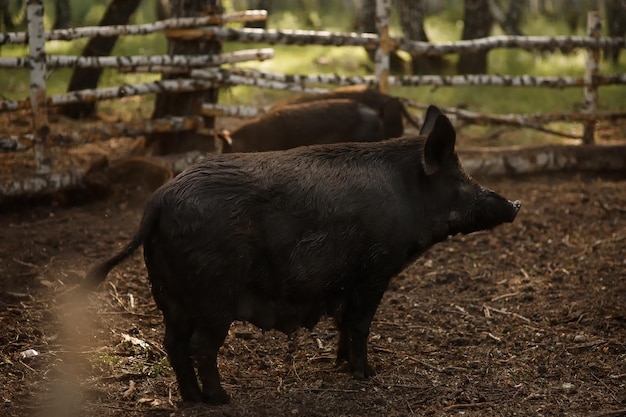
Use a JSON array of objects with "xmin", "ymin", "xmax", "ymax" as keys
[
  {"xmin": 60, "ymin": 0, "xmax": 142, "ymax": 119},
  {"xmin": 604, "ymin": 0, "xmax": 626, "ymax": 63},
  {"xmin": 396, "ymin": 0, "xmax": 428, "ymax": 43},
  {"xmin": 458, "ymin": 0, "xmax": 494, "ymax": 74},
  {"xmin": 396, "ymin": 0, "xmax": 444, "ymax": 74},
  {"xmin": 1, "ymin": 0, "xmax": 14, "ymax": 31},
  {"xmin": 157, "ymin": 0, "xmax": 170, "ymax": 20},
  {"xmin": 147, "ymin": 0, "xmax": 222, "ymax": 155},
  {"xmin": 503, "ymin": 0, "xmax": 525, "ymax": 35},
  {"xmin": 488, "ymin": 0, "xmax": 525, "ymax": 36},
  {"xmin": 358, "ymin": 0, "xmax": 376, "ymax": 62},
  {"xmin": 53, "ymin": 0, "xmax": 71, "ymax": 29}
]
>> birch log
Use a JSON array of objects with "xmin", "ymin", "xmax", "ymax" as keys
[
  {"xmin": 583, "ymin": 12, "xmax": 602, "ymax": 144},
  {"xmin": 27, "ymin": 0, "xmax": 51, "ymax": 175},
  {"xmin": 95, "ymin": 67, "xmax": 626, "ymax": 88},
  {"xmin": 405, "ymin": 99, "xmax": 626, "ymax": 123},
  {"xmin": 457, "ymin": 108, "xmax": 626, "ymax": 124},
  {"xmin": 404, "ymin": 99, "xmax": 626, "ymax": 138},
  {"xmin": 164, "ymin": 26, "xmax": 625, "ymax": 55},
  {"xmin": 0, "ymin": 48, "xmax": 275, "ymax": 68},
  {"xmin": 1, "ymin": 137, "xmax": 29, "ymax": 152},
  {"xmin": 201, "ymin": 103, "xmax": 267, "ymax": 118},
  {"xmin": 393, "ymin": 74, "xmax": 587, "ymax": 87},
  {"xmin": 2, "ymin": 116, "xmax": 203, "ymax": 152},
  {"xmin": 147, "ymin": 145, "xmax": 626, "ymax": 179},
  {"xmin": 398, "ymin": 35, "xmax": 626, "ymax": 56},
  {"xmin": 375, "ymin": 0, "xmax": 391, "ymax": 93},
  {"xmin": 54, "ymin": 116, "xmax": 204, "ymax": 146},
  {"xmin": 0, "ymin": 22, "xmax": 622, "ymax": 54},
  {"xmin": 0, "ymin": 169, "xmax": 85, "ymax": 202},
  {"xmin": 217, "ymin": 71, "xmax": 626, "ymax": 88},
  {"xmin": 193, "ymin": 69, "xmax": 626, "ymax": 88},
  {"xmin": 191, "ymin": 69, "xmax": 329, "ymax": 93},
  {"xmin": 0, "ymin": 79, "xmax": 218, "ymax": 112},
  {"xmin": 0, "ymin": 10, "xmax": 268, "ymax": 44},
  {"xmin": 459, "ymin": 145, "xmax": 626, "ymax": 176},
  {"xmin": 222, "ymin": 68, "xmax": 377, "ymax": 86},
  {"xmin": 166, "ymin": 26, "xmax": 380, "ymax": 46}
]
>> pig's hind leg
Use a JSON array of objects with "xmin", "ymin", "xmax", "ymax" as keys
[
  {"xmin": 193, "ymin": 321, "xmax": 231, "ymax": 404},
  {"xmin": 162, "ymin": 309, "xmax": 203, "ymax": 402},
  {"xmin": 146, "ymin": 246, "xmax": 203, "ymax": 402}
]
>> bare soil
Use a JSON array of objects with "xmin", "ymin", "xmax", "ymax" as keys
[{"xmin": 0, "ymin": 120, "xmax": 625, "ymax": 416}]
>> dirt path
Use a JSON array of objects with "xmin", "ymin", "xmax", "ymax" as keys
[{"xmin": 1, "ymin": 172, "xmax": 625, "ymax": 417}]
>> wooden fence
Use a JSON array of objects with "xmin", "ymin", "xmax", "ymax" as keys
[{"xmin": 0, "ymin": 0, "xmax": 625, "ymax": 201}]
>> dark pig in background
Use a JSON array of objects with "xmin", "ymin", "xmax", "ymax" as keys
[
  {"xmin": 220, "ymin": 98, "xmax": 384, "ymax": 153},
  {"xmin": 271, "ymin": 84, "xmax": 421, "ymax": 139},
  {"xmin": 84, "ymin": 106, "xmax": 521, "ymax": 405}
]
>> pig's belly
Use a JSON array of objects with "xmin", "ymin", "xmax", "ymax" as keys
[{"xmin": 235, "ymin": 290, "xmax": 337, "ymax": 334}]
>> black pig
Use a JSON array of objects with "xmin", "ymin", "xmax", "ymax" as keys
[
  {"xmin": 84, "ymin": 106, "xmax": 521, "ymax": 405},
  {"xmin": 271, "ymin": 84, "xmax": 421, "ymax": 139},
  {"xmin": 221, "ymin": 98, "xmax": 384, "ymax": 153}
]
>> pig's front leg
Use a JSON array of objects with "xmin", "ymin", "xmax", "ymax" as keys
[{"xmin": 335, "ymin": 283, "xmax": 386, "ymax": 379}]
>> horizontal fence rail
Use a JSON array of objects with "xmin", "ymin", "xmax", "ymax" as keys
[
  {"xmin": 0, "ymin": 48, "xmax": 274, "ymax": 68},
  {"xmin": 1, "ymin": 116, "xmax": 204, "ymax": 152},
  {"xmin": 191, "ymin": 69, "xmax": 330, "ymax": 93},
  {"xmin": 389, "ymin": 73, "xmax": 626, "ymax": 87},
  {"xmin": 202, "ymin": 103, "xmax": 269, "ymax": 118},
  {"xmin": 397, "ymin": 34, "xmax": 626, "ymax": 56},
  {"xmin": 168, "ymin": 26, "xmax": 626, "ymax": 55},
  {"xmin": 0, "ymin": 79, "xmax": 217, "ymax": 112},
  {"xmin": 1, "ymin": 15, "xmax": 622, "ymax": 55},
  {"xmin": 166, "ymin": 26, "xmax": 379, "ymax": 46},
  {"xmin": 191, "ymin": 68, "xmax": 626, "ymax": 88},
  {"xmin": 0, "ymin": 10, "xmax": 267, "ymax": 44}
]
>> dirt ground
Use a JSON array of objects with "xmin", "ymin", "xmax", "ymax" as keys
[{"xmin": 1, "ymin": 125, "xmax": 625, "ymax": 416}]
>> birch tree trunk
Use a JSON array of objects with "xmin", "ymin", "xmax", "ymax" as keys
[
  {"xmin": 458, "ymin": 0, "xmax": 494, "ymax": 74},
  {"xmin": 60, "ymin": 0, "xmax": 142, "ymax": 119},
  {"xmin": 357, "ymin": 0, "xmax": 405, "ymax": 73},
  {"xmin": 148, "ymin": 0, "xmax": 222, "ymax": 155}
]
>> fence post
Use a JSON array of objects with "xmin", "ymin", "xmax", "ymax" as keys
[
  {"xmin": 375, "ymin": 0, "xmax": 391, "ymax": 94},
  {"xmin": 149, "ymin": 0, "xmax": 221, "ymax": 155},
  {"xmin": 582, "ymin": 11, "xmax": 601, "ymax": 145},
  {"xmin": 27, "ymin": 0, "xmax": 51, "ymax": 174}
]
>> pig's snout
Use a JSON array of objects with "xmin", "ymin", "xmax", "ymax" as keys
[
  {"xmin": 507, "ymin": 199, "xmax": 522, "ymax": 222},
  {"xmin": 472, "ymin": 189, "xmax": 521, "ymax": 231}
]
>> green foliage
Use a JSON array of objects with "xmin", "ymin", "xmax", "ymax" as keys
[
  {"xmin": 91, "ymin": 347, "xmax": 172, "ymax": 379},
  {"xmin": 132, "ymin": 357, "xmax": 174, "ymax": 378},
  {"xmin": 93, "ymin": 351, "xmax": 122, "ymax": 372}
]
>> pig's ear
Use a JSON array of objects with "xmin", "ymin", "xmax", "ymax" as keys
[
  {"xmin": 419, "ymin": 105, "xmax": 443, "ymax": 136},
  {"xmin": 423, "ymin": 113, "xmax": 456, "ymax": 175}
]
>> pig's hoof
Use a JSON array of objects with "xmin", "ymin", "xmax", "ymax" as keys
[
  {"xmin": 202, "ymin": 388, "xmax": 230, "ymax": 405},
  {"xmin": 180, "ymin": 386, "xmax": 203, "ymax": 403},
  {"xmin": 337, "ymin": 361, "xmax": 350, "ymax": 372},
  {"xmin": 351, "ymin": 364, "xmax": 376, "ymax": 380}
]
